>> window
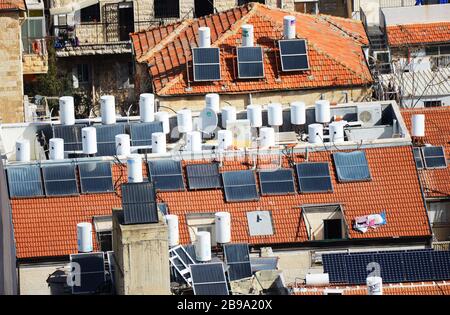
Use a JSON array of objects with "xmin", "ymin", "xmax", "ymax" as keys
[
  {"xmin": 323, "ymin": 219, "xmax": 343, "ymax": 240},
  {"xmin": 424, "ymin": 100, "xmax": 442, "ymax": 108},
  {"xmin": 186, "ymin": 213, "xmax": 217, "ymax": 246},
  {"xmin": 154, "ymin": 0, "xmax": 180, "ymax": 18},
  {"xmin": 238, "ymin": 0, "xmax": 265, "ymax": 5},
  {"xmin": 93, "ymin": 216, "xmax": 112, "ymax": 252},
  {"xmin": 302, "ymin": 205, "xmax": 346, "ymax": 241},
  {"xmin": 194, "ymin": 0, "xmax": 214, "ymax": 17},
  {"xmin": 294, "ymin": 1, "xmax": 318, "ymax": 14},
  {"xmin": 77, "ymin": 64, "xmax": 90, "ymax": 84},
  {"xmin": 80, "ymin": 4, "xmax": 101, "ymax": 23}
]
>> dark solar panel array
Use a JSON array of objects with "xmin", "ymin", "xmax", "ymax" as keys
[
  {"xmin": 190, "ymin": 263, "xmax": 229, "ymax": 295},
  {"xmin": 7, "ymin": 165, "xmax": 44, "ymax": 198},
  {"xmin": 222, "ymin": 170, "xmax": 259, "ymax": 202},
  {"xmin": 129, "ymin": 121, "xmax": 163, "ymax": 147},
  {"xmin": 78, "ymin": 162, "xmax": 114, "ymax": 193},
  {"xmin": 192, "ymin": 47, "xmax": 221, "ymax": 82},
  {"xmin": 70, "ymin": 252, "xmax": 105, "ymax": 294},
  {"xmin": 121, "ymin": 182, "xmax": 158, "ymax": 224},
  {"xmin": 94, "ymin": 124, "xmax": 126, "ymax": 156},
  {"xmin": 42, "ymin": 164, "xmax": 79, "ymax": 196},
  {"xmin": 258, "ymin": 168, "xmax": 296, "ymax": 195},
  {"xmin": 237, "ymin": 46, "xmax": 265, "ymax": 79},
  {"xmin": 53, "ymin": 124, "xmax": 86, "ymax": 152},
  {"xmin": 223, "ymin": 243, "xmax": 252, "ymax": 281},
  {"xmin": 278, "ymin": 39, "xmax": 309, "ymax": 71},
  {"xmin": 148, "ymin": 160, "xmax": 185, "ymax": 191},
  {"xmin": 323, "ymin": 249, "xmax": 450, "ymax": 285},
  {"xmin": 333, "ymin": 151, "xmax": 371, "ymax": 182},
  {"xmin": 186, "ymin": 163, "xmax": 222, "ymax": 190},
  {"xmin": 296, "ymin": 162, "xmax": 333, "ymax": 193},
  {"xmin": 422, "ymin": 146, "xmax": 447, "ymax": 169}
]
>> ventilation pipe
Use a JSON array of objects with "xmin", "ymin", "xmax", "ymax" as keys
[
  {"xmin": 367, "ymin": 276, "xmax": 383, "ymax": 295},
  {"xmin": 127, "ymin": 154, "xmax": 143, "ymax": 183},
  {"xmin": 308, "ymin": 123, "xmax": 323, "ymax": 144},
  {"xmin": 152, "ymin": 132, "xmax": 166, "ymax": 154},
  {"xmin": 241, "ymin": 24, "xmax": 254, "ymax": 47},
  {"xmin": 305, "ymin": 273, "xmax": 330, "ymax": 286},
  {"xmin": 199, "ymin": 27, "xmax": 211, "ymax": 48},
  {"xmin": 195, "ymin": 231, "xmax": 211, "ymax": 262},
  {"xmin": 115, "ymin": 134, "xmax": 130, "ymax": 156},
  {"xmin": 315, "ymin": 100, "xmax": 331, "ymax": 123},
  {"xmin": 290, "ymin": 101, "xmax": 306, "ymax": 125},
  {"xmin": 82, "ymin": 127, "xmax": 97, "ymax": 155},
  {"xmin": 139, "ymin": 93, "xmax": 155, "ymax": 122},
  {"xmin": 205, "ymin": 93, "xmax": 220, "ymax": 113},
  {"xmin": 411, "ymin": 114, "xmax": 425, "ymax": 137},
  {"xmin": 218, "ymin": 129, "xmax": 233, "ymax": 151},
  {"xmin": 177, "ymin": 109, "xmax": 193, "ymax": 133},
  {"xmin": 59, "ymin": 96, "xmax": 75, "ymax": 125},
  {"xmin": 165, "ymin": 214, "xmax": 179, "ymax": 247},
  {"xmin": 260, "ymin": 127, "xmax": 275, "ymax": 148},
  {"xmin": 268, "ymin": 103, "xmax": 283, "ymax": 127},
  {"xmin": 49, "ymin": 138, "xmax": 64, "ymax": 160},
  {"xmin": 215, "ymin": 212, "xmax": 231, "ymax": 244},
  {"xmin": 155, "ymin": 111, "xmax": 170, "ymax": 134},
  {"xmin": 77, "ymin": 222, "xmax": 93, "ymax": 253},
  {"xmin": 246, "ymin": 104, "xmax": 263, "ymax": 128},
  {"xmin": 100, "ymin": 95, "xmax": 116, "ymax": 125},
  {"xmin": 283, "ymin": 16, "xmax": 296, "ymax": 39},
  {"xmin": 221, "ymin": 106, "xmax": 237, "ymax": 129},
  {"xmin": 186, "ymin": 131, "xmax": 202, "ymax": 152},
  {"xmin": 15, "ymin": 139, "xmax": 30, "ymax": 162}
]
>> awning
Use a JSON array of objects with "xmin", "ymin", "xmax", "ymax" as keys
[{"xmin": 49, "ymin": 0, "xmax": 98, "ymax": 15}]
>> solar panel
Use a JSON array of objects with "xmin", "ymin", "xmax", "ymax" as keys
[
  {"xmin": 94, "ymin": 124, "xmax": 126, "ymax": 156},
  {"xmin": 431, "ymin": 250, "xmax": 450, "ymax": 280},
  {"xmin": 237, "ymin": 46, "xmax": 265, "ymax": 79},
  {"xmin": 190, "ymin": 262, "xmax": 229, "ymax": 295},
  {"xmin": 296, "ymin": 162, "xmax": 333, "ymax": 193},
  {"xmin": 169, "ymin": 245, "xmax": 197, "ymax": 285},
  {"xmin": 322, "ymin": 253, "xmax": 349, "ymax": 283},
  {"xmin": 403, "ymin": 250, "xmax": 434, "ymax": 282},
  {"xmin": 53, "ymin": 124, "xmax": 86, "ymax": 152},
  {"xmin": 78, "ymin": 162, "xmax": 114, "ymax": 193},
  {"xmin": 413, "ymin": 147, "xmax": 424, "ymax": 169},
  {"xmin": 7, "ymin": 165, "xmax": 44, "ymax": 198},
  {"xmin": 121, "ymin": 182, "xmax": 158, "ymax": 224},
  {"xmin": 42, "ymin": 164, "xmax": 79, "ymax": 196},
  {"xmin": 192, "ymin": 47, "xmax": 221, "ymax": 82},
  {"xmin": 186, "ymin": 163, "xmax": 222, "ymax": 190},
  {"xmin": 333, "ymin": 151, "xmax": 371, "ymax": 182},
  {"xmin": 345, "ymin": 253, "xmax": 374, "ymax": 285},
  {"xmin": 246, "ymin": 211, "xmax": 274, "ymax": 236},
  {"xmin": 373, "ymin": 251, "xmax": 405, "ymax": 283},
  {"xmin": 422, "ymin": 146, "xmax": 447, "ymax": 169},
  {"xmin": 70, "ymin": 252, "xmax": 105, "ymax": 294},
  {"xmin": 258, "ymin": 168, "xmax": 296, "ymax": 195},
  {"xmin": 106, "ymin": 251, "xmax": 116, "ymax": 291},
  {"xmin": 278, "ymin": 39, "xmax": 309, "ymax": 71},
  {"xmin": 148, "ymin": 160, "xmax": 185, "ymax": 191},
  {"xmin": 223, "ymin": 243, "xmax": 252, "ymax": 281},
  {"xmin": 222, "ymin": 170, "xmax": 259, "ymax": 202},
  {"xmin": 129, "ymin": 122, "xmax": 163, "ymax": 147}
]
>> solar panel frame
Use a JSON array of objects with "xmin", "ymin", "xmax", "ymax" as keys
[
  {"xmin": 121, "ymin": 182, "xmax": 158, "ymax": 224},
  {"xmin": 413, "ymin": 147, "xmax": 424, "ymax": 169},
  {"xmin": 192, "ymin": 47, "xmax": 221, "ymax": 82},
  {"xmin": 94, "ymin": 124, "xmax": 127, "ymax": 156},
  {"xmin": 78, "ymin": 161, "xmax": 114, "ymax": 194},
  {"xmin": 70, "ymin": 252, "xmax": 106, "ymax": 295},
  {"xmin": 190, "ymin": 262, "xmax": 229, "ymax": 295},
  {"xmin": 7, "ymin": 165, "xmax": 44, "ymax": 198},
  {"xmin": 237, "ymin": 46, "xmax": 265, "ymax": 79},
  {"xmin": 148, "ymin": 159, "xmax": 185, "ymax": 191},
  {"xmin": 222, "ymin": 170, "xmax": 259, "ymax": 202},
  {"xmin": 333, "ymin": 151, "xmax": 372, "ymax": 182},
  {"xmin": 223, "ymin": 243, "xmax": 252, "ymax": 281},
  {"xmin": 186, "ymin": 163, "xmax": 222, "ymax": 190},
  {"xmin": 278, "ymin": 39, "xmax": 310, "ymax": 72},
  {"xmin": 295, "ymin": 162, "xmax": 333, "ymax": 193},
  {"xmin": 422, "ymin": 146, "xmax": 447, "ymax": 169},
  {"xmin": 53, "ymin": 124, "xmax": 86, "ymax": 152},
  {"xmin": 42, "ymin": 164, "xmax": 79, "ymax": 196},
  {"xmin": 129, "ymin": 121, "xmax": 163, "ymax": 147},
  {"xmin": 258, "ymin": 168, "xmax": 296, "ymax": 195}
]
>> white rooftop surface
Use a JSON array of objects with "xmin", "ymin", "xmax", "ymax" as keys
[{"xmin": 382, "ymin": 3, "xmax": 450, "ymax": 26}]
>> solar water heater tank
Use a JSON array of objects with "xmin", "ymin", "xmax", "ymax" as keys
[
  {"xmin": 139, "ymin": 93, "xmax": 155, "ymax": 123},
  {"xmin": 115, "ymin": 134, "xmax": 130, "ymax": 156},
  {"xmin": 165, "ymin": 214, "xmax": 179, "ymax": 247},
  {"xmin": 308, "ymin": 123, "xmax": 323, "ymax": 144},
  {"xmin": 59, "ymin": 96, "xmax": 75, "ymax": 125},
  {"xmin": 246, "ymin": 104, "xmax": 263, "ymax": 128},
  {"xmin": 195, "ymin": 231, "xmax": 212, "ymax": 262},
  {"xmin": 218, "ymin": 129, "xmax": 233, "ymax": 151},
  {"xmin": 155, "ymin": 111, "xmax": 170, "ymax": 134},
  {"xmin": 186, "ymin": 131, "xmax": 202, "ymax": 152},
  {"xmin": 199, "ymin": 27, "xmax": 211, "ymax": 48},
  {"xmin": 49, "ymin": 138, "xmax": 64, "ymax": 160},
  {"xmin": 82, "ymin": 127, "xmax": 97, "ymax": 155},
  {"xmin": 260, "ymin": 127, "xmax": 275, "ymax": 148},
  {"xmin": 290, "ymin": 101, "xmax": 306, "ymax": 125},
  {"xmin": 268, "ymin": 103, "xmax": 283, "ymax": 127},
  {"xmin": 315, "ymin": 100, "xmax": 331, "ymax": 123},
  {"xmin": 411, "ymin": 114, "xmax": 425, "ymax": 137},
  {"xmin": 152, "ymin": 132, "xmax": 166, "ymax": 154},
  {"xmin": 215, "ymin": 212, "xmax": 231, "ymax": 244},
  {"xmin": 15, "ymin": 139, "xmax": 30, "ymax": 162},
  {"xmin": 127, "ymin": 154, "xmax": 143, "ymax": 183},
  {"xmin": 221, "ymin": 106, "xmax": 237, "ymax": 129},
  {"xmin": 329, "ymin": 121, "xmax": 346, "ymax": 143},
  {"xmin": 367, "ymin": 276, "xmax": 383, "ymax": 295},
  {"xmin": 205, "ymin": 93, "xmax": 220, "ymax": 113},
  {"xmin": 177, "ymin": 109, "xmax": 193, "ymax": 133},
  {"xmin": 77, "ymin": 222, "xmax": 93, "ymax": 253},
  {"xmin": 283, "ymin": 16, "xmax": 296, "ymax": 39},
  {"xmin": 242, "ymin": 24, "xmax": 254, "ymax": 47},
  {"xmin": 100, "ymin": 95, "xmax": 116, "ymax": 125}
]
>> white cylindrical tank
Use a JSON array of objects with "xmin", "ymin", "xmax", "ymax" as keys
[
  {"xmin": 308, "ymin": 123, "xmax": 323, "ymax": 144},
  {"xmin": 221, "ymin": 106, "xmax": 237, "ymax": 129},
  {"xmin": 205, "ymin": 93, "xmax": 220, "ymax": 113},
  {"xmin": 215, "ymin": 212, "xmax": 231, "ymax": 244},
  {"xmin": 127, "ymin": 154, "xmax": 143, "ymax": 183},
  {"xmin": 367, "ymin": 276, "xmax": 383, "ymax": 295},
  {"xmin": 218, "ymin": 129, "xmax": 233, "ymax": 151},
  {"xmin": 411, "ymin": 114, "xmax": 425, "ymax": 137},
  {"xmin": 290, "ymin": 101, "xmax": 306, "ymax": 125},
  {"xmin": 260, "ymin": 127, "xmax": 275, "ymax": 148},
  {"xmin": 82, "ymin": 127, "xmax": 97, "ymax": 155},
  {"xmin": 329, "ymin": 121, "xmax": 346, "ymax": 143},
  {"xmin": 166, "ymin": 214, "xmax": 179, "ymax": 247},
  {"xmin": 77, "ymin": 222, "xmax": 93, "ymax": 253},
  {"xmin": 283, "ymin": 15, "xmax": 296, "ymax": 39},
  {"xmin": 139, "ymin": 93, "xmax": 155, "ymax": 123},
  {"xmin": 155, "ymin": 111, "xmax": 170, "ymax": 134},
  {"xmin": 177, "ymin": 109, "xmax": 193, "ymax": 133},
  {"xmin": 152, "ymin": 132, "xmax": 166, "ymax": 154},
  {"xmin": 195, "ymin": 231, "xmax": 211, "ymax": 262},
  {"xmin": 59, "ymin": 96, "xmax": 75, "ymax": 125},
  {"xmin": 186, "ymin": 131, "xmax": 202, "ymax": 152},
  {"xmin": 115, "ymin": 134, "xmax": 130, "ymax": 156},
  {"xmin": 49, "ymin": 138, "xmax": 64, "ymax": 160},
  {"xmin": 315, "ymin": 100, "xmax": 331, "ymax": 123},
  {"xmin": 100, "ymin": 95, "xmax": 116, "ymax": 125},
  {"xmin": 15, "ymin": 139, "xmax": 30, "ymax": 162},
  {"xmin": 247, "ymin": 104, "xmax": 263, "ymax": 128},
  {"xmin": 241, "ymin": 24, "xmax": 254, "ymax": 47},
  {"xmin": 305, "ymin": 273, "xmax": 330, "ymax": 286},
  {"xmin": 198, "ymin": 27, "xmax": 211, "ymax": 48},
  {"xmin": 268, "ymin": 103, "xmax": 283, "ymax": 127}
]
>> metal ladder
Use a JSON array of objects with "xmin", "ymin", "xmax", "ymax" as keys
[{"xmin": 169, "ymin": 245, "xmax": 196, "ymax": 286}]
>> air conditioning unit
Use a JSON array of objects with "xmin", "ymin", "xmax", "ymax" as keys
[{"xmin": 357, "ymin": 104, "xmax": 382, "ymax": 127}]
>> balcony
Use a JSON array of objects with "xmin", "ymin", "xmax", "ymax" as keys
[{"xmin": 22, "ymin": 38, "xmax": 48, "ymax": 75}]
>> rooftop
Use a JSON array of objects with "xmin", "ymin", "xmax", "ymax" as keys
[{"xmin": 0, "ymin": 0, "xmax": 25, "ymax": 11}]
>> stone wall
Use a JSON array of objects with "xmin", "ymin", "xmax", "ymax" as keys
[
  {"xmin": 22, "ymin": 54, "xmax": 48, "ymax": 74},
  {"xmin": 0, "ymin": 13, "xmax": 24, "ymax": 123}
]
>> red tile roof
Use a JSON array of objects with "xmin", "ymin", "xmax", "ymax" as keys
[
  {"xmin": 401, "ymin": 107, "xmax": 450, "ymax": 199},
  {"xmin": 293, "ymin": 281, "xmax": 450, "ymax": 295},
  {"xmin": 0, "ymin": 0, "xmax": 25, "ymax": 10},
  {"xmin": 131, "ymin": 3, "xmax": 372, "ymax": 97},
  {"xmin": 386, "ymin": 22, "xmax": 450, "ymax": 47},
  {"xmin": 11, "ymin": 146, "xmax": 431, "ymax": 259}
]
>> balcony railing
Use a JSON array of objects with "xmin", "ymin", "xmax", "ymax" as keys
[
  {"xmin": 23, "ymin": 37, "xmax": 47, "ymax": 55},
  {"xmin": 432, "ymin": 241, "xmax": 450, "ymax": 251}
]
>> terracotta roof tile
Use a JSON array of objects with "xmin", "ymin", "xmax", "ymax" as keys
[
  {"xmin": 387, "ymin": 22, "xmax": 450, "ymax": 47},
  {"xmin": 401, "ymin": 107, "xmax": 450, "ymax": 198},
  {"xmin": 0, "ymin": 0, "xmax": 25, "ymax": 10},
  {"xmin": 131, "ymin": 3, "xmax": 372, "ymax": 96}
]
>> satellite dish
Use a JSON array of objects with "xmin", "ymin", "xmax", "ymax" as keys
[{"xmin": 198, "ymin": 107, "xmax": 218, "ymax": 136}]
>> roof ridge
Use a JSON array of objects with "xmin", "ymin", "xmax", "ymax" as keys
[{"xmin": 318, "ymin": 15, "xmax": 367, "ymax": 45}]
